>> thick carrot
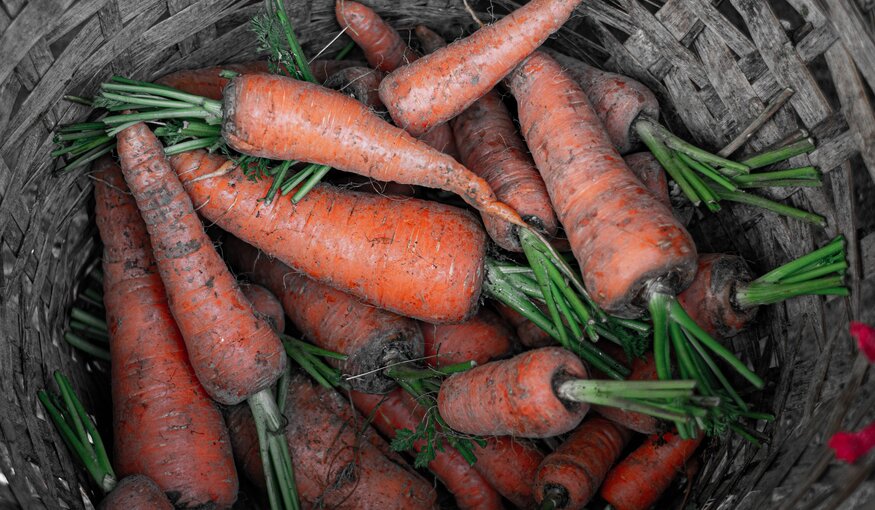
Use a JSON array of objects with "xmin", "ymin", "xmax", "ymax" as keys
[
  {"xmin": 98, "ymin": 475, "xmax": 174, "ymax": 510},
  {"xmin": 470, "ymin": 436, "xmax": 544, "ymax": 508},
  {"xmin": 507, "ymin": 51, "xmax": 697, "ymax": 317},
  {"xmin": 437, "ymin": 347, "xmax": 589, "ymax": 437},
  {"xmin": 534, "ymin": 417, "xmax": 632, "ymax": 509},
  {"xmin": 94, "ymin": 156, "xmax": 238, "ymax": 507},
  {"xmin": 351, "ymin": 389, "xmax": 503, "ymax": 510},
  {"xmin": 335, "ymin": 0, "xmax": 417, "ymax": 71},
  {"xmin": 240, "ymin": 282, "xmax": 286, "ymax": 332},
  {"xmin": 116, "ymin": 123, "xmax": 286, "ymax": 405},
  {"xmin": 323, "ymin": 66, "xmax": 387, "ymax": 112},
  {"xmin": 625, "ymin": 152, "xmax": 670, "ymax": 207},
  {"xmin": 600, "ymin": 432, "xmax": 703, "ymax": 510},
  {"xmin": 494, "ymin": 302, "xmax": 555, "ymax": 348},
  {"xmin": 224, "ymin": 235, "xmax": 424, "ymax": 393},
  {"xmin": 227, "ymin": 373, "xmax": 438, "ymax": 509},
  {"xmin": 172, "ymin": 149, "xmax": 488, "ymax": 323},
  {"xmin": 548, "ymin": 51, "xmax": 659, "ymax": 154},
  {"xmin": 155, "ymin": 61, "xmax": 271, "ymax": 100},
  {"xmin": 420, "ymin": 308, "xmax": 513, "ymax": 367},
  {"xmin": 592, "ymin": 351, "xmax": 661, "ymax": 435},
  {"xmin": 676, "ymin": 254, "xmax": 758, "ymax": 339},
  {"xmin": 379, "ymin": 0, "xmax": 584, "ymax": 136}
]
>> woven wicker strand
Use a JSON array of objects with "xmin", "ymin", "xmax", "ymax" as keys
[{"xmin": 1, "ymin": 0, "xmax": 873, "ymax": 508}]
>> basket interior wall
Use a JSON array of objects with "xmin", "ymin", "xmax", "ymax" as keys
[{"xmin": 1, "ymin": 0, "xmax": 874, "ymax": 508}]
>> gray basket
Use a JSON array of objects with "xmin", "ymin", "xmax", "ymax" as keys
[{"xmin": 1, "ymin": 0, "xmax": 873, "ymax": 508}]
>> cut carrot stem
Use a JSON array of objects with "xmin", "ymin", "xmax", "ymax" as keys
[
  {"xmin": 249, "ymin": 388, "xmax": 301, "ymax": 510},
  {"xmin": 736, "ymin": 277, "xmax": 846, "ymax": 307},
  {"xmin": 649, "ymin": 293, "xmax": 671, "ymax": 380},
  {"xmin": 64, "ymin": 333, "xmax": 110, "ymax": 361},
  {"xmin": 637, "ymin": 117, "xmax": 749, "ymax": 173},
  {"xmin": 676, "ymin": 153, "xmax": 738, "ymax": 191},
  {"xmin": 637, "ymin": 121, "xmax": 702, "ymax": 206},
  {"xmin": 291, "ymin": 164, "xmax": 331, "ymax": 203},
  {"xmin": 734, "ymin": 166, "xmax": 820, "ymax": 183},
  {"xmin": 269, "ymin": 0, "xmax": 316, "ymax": 83},
  {"xmin": 740, "ymin": 138, "xmax": 816, "ymax": 169},
  {"xmin": 710, "ymin": 186, "xmax": 827, "ymax": 226},
  {"xmin": 755, "ymin": 236, "xmax": 845, "ymax": 283}
]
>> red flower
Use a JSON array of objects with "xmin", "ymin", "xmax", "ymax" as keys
[
  {"xmin": 850, "ymin": 322, "xmax": 875, "ymax": 362},
  {"xmin": 829, "ymin": 421, "xmax": 875, "ymax": 464}
]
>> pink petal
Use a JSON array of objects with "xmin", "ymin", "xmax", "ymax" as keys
[
  {"xmin": 829, "ymin": 421, "xmax": 875, "ymax": 464},
  {"xmin": 850, "ymin": 322, "xmax": 875, "ymax": 363}
]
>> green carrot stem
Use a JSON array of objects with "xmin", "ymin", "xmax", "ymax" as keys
[
  {"xmin": 266, "ymin": 161, "xmax": 293, "ymax": 203},
  {"xmin": 253, "ymin": 398, "xmax": 283, "ymax": 510},
  {"xmin": 675, "ymin": 155, "xmax": 721, "ymax": 212},
  {"xmin": 100, "ymin": 91, "xmax": 195, "ymax": 110},
  {"xmin": 64, "ymin": 333, "xmax": 110, "ymax": 361},
  {"xmin": 69, "ymin": 322, "xmax": 108, "ymax": 342},
  {"xmin": 637, "ymin": 117, "xmax": 749, "ymax": 172},
  {"xmin": 282, "ymin": 335, "xmax": 347, "ymax": 360},
  {"xmin": 523, "ymin": 244, "xmax": 569, "ymax": 346},
  {"xmin": 649, "ymin": 293, "xmax": 671, "ymax": 380},
  {"xmin": 64, "ymin": 376, "xmax": 114, "ymax": 479},
  {"xmin": 572, "ymin": 342, "xmax": 630, "ymax": 380},
  {"xmin": 60, "ymin": 122, "xmax": 107, "ymax": 133},
  {"xmin": 71, "ymin": 308, "xmax": 107, "ymax": 331},
  {"xmin": 737, "ymin": 179, "xmax": 822, "ymax": 189},
  {"xmin": 735, "ymin": 276, "xmax": 846, "ymax": 307},
  {"xmin": 164, "ymin": 137, "xmax": 221, "ymax": 155},
  {"xmin": 280, "ymin": 164, "xmax": 316, "ymax": 195},
  {"xmin": 670, "ymin": 300, "xmax": 764, "ymax": 389},
  {"xmin": 291, "ymin": 164, "xmax": 331, "ymax": 203},
  {"xmin": 669, "ymin": 325, "xmax": 713, "ymax": 396},
  {"xmin": 558, "ymin": 390, "xmax": 693, "ymax": 423},
  {"xmin": 711, "ymin": 186, "xmax": 826, "ymax": 226},
  {"xmin": 681, "ymin": 330, "xmax": 748, "ymax": 412},
  {"xmin": 552, "ymin": 280, "xmax": 584, "ymax": 340},
  {"xmin": 102, "ymin": 80, "xmax": 223, "ymax": 114},
  {"xmin": 729, "ymin": 423, "xmax": 761, "ymax": 446},
  {"xmin": 55, "ymin": 130, "xmax": 106, "ymax": 142},
  {"xmin": 64, "ymin": 95, "xmax": 95, "ymax": 106},
  {"xmin": 637, "ymin": 123, "xmax": 702, "ymax": 206},
  {"xmin": 677, "ymin": 153, "xmax": 738, "ymax": 192},
  {"xmin": 778, "ymin": 261, "xmax": 847, "ymax": 284},
  {"xmin": 483, "ymin": 263, "xmax": 559, "ymax": 337},
  {"xmin": 103, "ymin": 108, "xmax": 218, "ymax": 129},
  {"xmin": 542, "ymin": 255, "xmax": 598, "ymax": 340},
  {"xmin": 53, "ymin": 134, "xmax": 112, "ymax": 158},
  {"xmin": 335, "ymin": 40, "xmax": 355, "ymax": 60},
  {"xmin": 755, "ymin": 236, "xmax": 845, "ymax": 283},
  {"xmin": 740, "ymin": 138, "xmax": 816, "ymax": 169},
  {"xmin": 59, "ymin": 143, "xmax": 114, "ymax": 173},
  {"xmin": 249, "ymin": 389, "xmax": 300, "ymax": 510},
  {"xmin": 503, "ymin": 272, "xmax": 544, "ymax": 299},
  {"xmin": 734, "ymin": 166, "xmax": 820, "ymax": 183},
  {"xmin": 271, "ymin": 0, "xmax": 316, "ymax": 83}
]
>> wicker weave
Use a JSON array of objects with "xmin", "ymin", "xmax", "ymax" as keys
[{"xmin": 1, "ymin": 0, "xmax": 873, "ymax": 508}]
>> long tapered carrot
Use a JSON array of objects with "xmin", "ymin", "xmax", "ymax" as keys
[
  {"xmin": 240, "ymin": 282, "xmax": 286, "ymax": 333},
  {"xmin": 227, "ymin": 373, "xmax": 438, "ymax": 509},
  {"xmin": 420, "ymin": 308, "xmax": 513, "ymax": 367},
  {"xmin": 534, "ymin": 417, "xmax": 632, "ymax": 509},
  {"xmin": 379, "ymin": 0, "xmax": 584, "ymax": 136},
  {"xmin": 600, "ymin": 432, "xmax": 703, "ymax": 510},
  {"xmin": 98, "ymin": 475, "xmax": 174, "ymax": 510},
  {"xmin": 351, "ymin": 389, "xmax": 503, "ymax": 510},
  {"xmin": 155, "ymin": 61, "xmax": 271, "ymax": 100},
  {"xmin": 471, "ymin": 436, "xmax": 544, "ymax": 508},
  {"xmin": 224, "ymin": 235, "xmax": 424, "ymax": 393},
  {"xmin": 115, "ymin": 123, "xmax": 286, "ymax": 405},
  {"xmin": 172, "ymin": 150, "xmax": 487, "ymax": 323},
  {"xmin": 94, "ymin": 156, "xmax": 238, "ymax": 507}
]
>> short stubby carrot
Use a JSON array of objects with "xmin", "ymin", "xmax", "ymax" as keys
[
  {"xmin": 625, "ymin": 152, "xmax": 670, "ymax": 207},
  {"xmin": 221, "ymin": 73, "xmax": 525, "ymax": 228},
  {"xmin": 156, "ymin": 61, "xmax": 270, "ymax": 100},
  {"xmin": 549, "ymin": 51, "xmax": 659, "ymax": 154},
  {"xmin": 437, "ymin": 347, "xmax": 589, "ymax": 437},
  {"xmin": 379, "ymin": 0, "xmax": 584, "ymax": 136},
  {"xmin": 98, "ymin": 475, "xmax": 174, "ymax": 510},
  {"xmin": 351, "ymin": 390, "xmax": 503, "ymax": 510},
  {"xmin": 94, "ymin": 156, "xmax": 238, "ymax": 508},
  {"xmin": 494, "ymin": 302, "xmax": 555, "ymax": 348},
  {"xmin": 677, "ymin": 254, "xmax": 758, "ymax": 339},
  {"xmin": 534, "ymin": 417, "xmax": 632, "ymax": 509},
  {"xmin": 470, "ymin": 436, "xmax": 544, "ymax": 508},
  {"xmin": 116, "ymin": 123, "xmax": 285, "ymax": 405},
  {"xmin": 507, "ymin": 51, "xmax": 697, "ymax": 317},
  {"xmin": 240, "ymin": 282, "xmax": 286, "ymax": 332},
  {"xmin": 421, "ymin": 308, "xmax": 514, "ymax": 367},
  {"xmin": 600, "ymin": 432, "xmax": 703, "ymax": 510},
  {"xmin": 227, "ymin": 373, "xmax": 439, "ymax": 509},
  {"xmin": 323, "ymin": 66, "xmax": 387, "ymax": 113},
  {"xmin": 171, "ymin": 150, "xmax": 488, "ymax": 323},
  {"xmin": 452, "ymin": 87, "xmax": 559, "ymax": 251},
  {"xmin": 335, "ymin": 0, "xmax": 417, "ymax": 72},
  {"xmin": 224, "ymin": 236, "xmax": 424, "ymax": 393}
]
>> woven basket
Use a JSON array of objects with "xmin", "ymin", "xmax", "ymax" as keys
[{"xmin": 1, "ymin": 0, "xmax": 874, "ymax": 508}]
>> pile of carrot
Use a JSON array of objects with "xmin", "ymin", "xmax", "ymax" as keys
[{"xmin": 42, "ymin": 0, "xmax": 852, "ymax": 508}]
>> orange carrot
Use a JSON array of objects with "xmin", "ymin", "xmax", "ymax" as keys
[
  {"xmin": 323, "ymin": 66, "xmax": 387, "ymax": 112},
  {"xmin": 534, "ymin": 417, "xmax": 632, "ymax": 509},
  {"xmin": 155, "ymin": 61, "xmax": 270, "ymax": 100},
  {"xmin": 593, "ymin": 354, "xmax": 661, "ymax": 435},
  {"xmin": 494, "ymin": 302, "xmax": 555, "ymax": 348},
  {"xmin": 437, "ymin": 347, "xmax": 589, "ymax": 437},
  {"xmin": 625, "ymin": 152, "xmax": 670, "ymax": 207},
  {"xmin": 413, "ymin": 25, "xmax": 448, "ymax": 54},
  {"xmin": 94, "ymin": 156, "xmax": 238, "ymax": 507},
  {"xmin": 548, "ymin": 51, "xmax": 659, "ymax": 154},
  {"xmin": 506, "ymin": 51, "xmax": 697, "ymax": 317},
  {"xmin": 335, "ymin": 1, "xmax": 417, "ymax": 71},
  {"xmin": 115, "ymin": 123, "xmax": 285, "ymax": 405},
  {"xmin": 240, "ymin": 282, "xmax": 286, "ymax": 332},
  {"xmin": 171, "ymin": 150, "xmax": 488, "ymax": 323},
  {"xmin": 676, "ymin": 254, "xmax": 758, "ymax": 339},
  {"xmin": 223, "ymin": 235, "xmax": 424, "ymax": 393},
  {"xmin": 600, "ymin": 432, "xmax": 703, "ymax": 510},
  {"xmin": 470, "ymin": 436, "xmax": 544, "ymax": 508},
  {"xmin": 98, "ymin": 475, "xmax": 174, "ymax": 510},
  {"xmin": 351, "ymin": 389, "xmax": 503, "ymax": 509},
  {"xmin": 420, "ymin": 308, "xmax": 513, "ymax": 367},
  {"xmin": 379, "ymin": 0, "xmax": 583, "ymax": 136},
  {"xmin": 227, "ymin": 373, "xmax": 438, "ymax": 509}
]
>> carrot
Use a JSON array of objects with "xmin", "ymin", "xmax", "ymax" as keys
[
  {"xmin": 155, "ymin": 61, "xmax": 271, "ymax": 100},
  {"xmin": 493, "ymin": 302, "xmax": 555, "ymax": 348},
  {"xmin": 223, "ymin": 235, "xmax": 424, "ymax": 393},
  {"xmin": 421, "ymin": 308, "xmax": 513, "ymax": 367},
  {"xmin": 413, "ymin": 25, "xmax": 448, "ymax": 55},
  {"xmin": 323, "ymin": 66, "xmax": 387, "ymax": 112},
  {"xmin": 351, "ymin": 389, "xmax": 503, "ymax": 510},
  {"xmin": 240, "ymin": 282, "xmax": 286, "ymax": 332},
  {"xmin": 625, "ymin": 152, "xmax": 670, "ymax": 207},
  {"xmin": 470, "ymin": 436, "xmax": 545, "ymax": 508},
  {"xmin": 99, "ymin": 475, "xmax": 174, "ymax": 510},
  {"xmin": 173, "ymin": 149, "xmax": 487, "ymax": 323},
  {"xmin": 678, "ymin": 237, "xmax": 848, "ymax": 338},
  {"xmin": 115, "ymin": 123, "xmax": 285, "ymax": 405},
  {"xmin": 591, "ymin": 350, "xmax": 661, "ymax": 435},
  {"xmin": 94, "ymin": 156, "xmax": 238, "ymax": 507},
  {"xmin": 227, "ymin": 373, "xmax": 438, "ymax": 509},
  {"xmin": 379, "ymin": 0, "xmax": 584, "ymax": 136},
  {"xmin": 438, "ymin": 347, "xmax": 704, "ymax": 438},
  {"xmin": 534, "ymin": 417, "xmax": 632, "ymax": 509},
  {"xmin": 335, "ymin": 1, "xmax": 417, "ymax": 71},
  {"xmin": 600, "ymin": 432, "xmax": 703, "ymax": 510}
]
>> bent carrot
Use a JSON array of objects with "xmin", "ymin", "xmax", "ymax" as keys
[
  {"xmin": 379, "ymin": 0, "xmax": 584, "ymax": 136},
  {"xmin": 240, "ymin": 282, "xmax": 286, "ymax": 332},
  {"xmin": 351, "ymin": 389, "xmax": 503, "ymax": 509},
  {"xmin": 99, "ymin": 475, "xmax": 174, "ymax": 510},
  {"xmin": 227, "ymin": 373, "xmax": 438, "ymax": 509},
  {"xmin": 421, "ymin": 308, "xmax": 513, "ymax": 367},
  {"xmin": 534, "ymin": 417, "xmax": 631, "ymax": 509},
  {"xmin": 172, "ymin": 150, "xmax": 487, "ymax": 323},
  {"xmin": 335, "ymin": 1, "xmax": 417, "ymax": 71},
  {"xmin": 470, "ymin": 436, "xmax": 544, "ymax": 508},
  {"xmin": 116, "ymin": 123, "xmax": 286, "ymax": 405},
  {"xmin": 224, "ymin": 235, "xmax": 424, "ymax": 393},
  {"xmin": 600, "ymin": 432, "xmax": 703, "ymax": 510},
  {"xmin": 94, "ymin": 156, "xmax": 238, "ymax": 507}
]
